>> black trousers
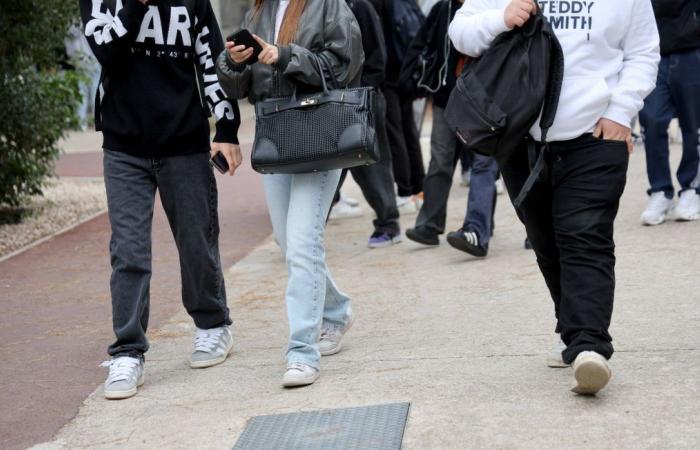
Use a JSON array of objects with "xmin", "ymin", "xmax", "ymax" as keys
[
  {"xmin": 383, "ymin": 85, "xmax": 425, "ymax": 196},
  {"xmin": 104, "ymin": 150, "xmax": 230, "ymax": 357},
  {"xmin": 501, "ymin": 134, "xmax": 629, "ymax": 364}
]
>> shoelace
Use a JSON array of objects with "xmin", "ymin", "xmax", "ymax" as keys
[
  {"xmin": 194, "ymin": 327, "xmax": 226, "ymax": 352},
  {"xmin": 320, "ymin": 323, "xmax": 341, "ymax": 341},
  {"xmin": 648, "ymin": 193, "xmax": 670, "ymax": 211},
  {"xmin": 288, "ymin": 362, "xmax": 311, "ymax": 372},
  {"xmin": 101, "ymin": 357, "xmax": 141, "ymax": 383}
]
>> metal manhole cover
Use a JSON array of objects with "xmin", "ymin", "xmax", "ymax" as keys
[{"xmin": 233, "ymin": 402, "xmax": 411, "ymax": 450}]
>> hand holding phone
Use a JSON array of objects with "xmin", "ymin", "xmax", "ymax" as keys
[
  {"xmin": 210, "ymin": 143, "xmax": 242, "ymax": 176},
  {"xmin": 210, "ymin": 152, "xmax": 230, "ymax": 174},
  {"xmin": 226, "ymin": 29, "xmax": 263, "ymax": 65}
]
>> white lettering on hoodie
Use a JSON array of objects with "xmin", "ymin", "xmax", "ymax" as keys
[{"xmin": 448, "ymin": 0, "xmax": 660, "ymax": 141}]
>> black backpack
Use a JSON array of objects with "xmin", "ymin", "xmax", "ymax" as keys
[
  {"xmin": 398, "ymin": 0, "xmax": 452, "ymax": 98},
  {"xmin": 444, "ymin": 11, "xmax": 564, "ymax": 206},
  {"xmin": 388, "ymin": 0, "xmax": 425, "ymax": 63}
]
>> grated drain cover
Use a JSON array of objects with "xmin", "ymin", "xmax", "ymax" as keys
[{"xmin": 233, "ymin": 402, "xmax": 411, "ymax": 450}]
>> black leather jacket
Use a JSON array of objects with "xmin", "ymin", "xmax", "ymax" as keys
[{"xmin": 216, "ymin": 0, "xmax": 364, "ymax": 103}]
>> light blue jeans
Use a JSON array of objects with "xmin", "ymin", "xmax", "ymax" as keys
[{"xmin": 263, "ymin": 170, "xmax": 352, "ymax": 368}]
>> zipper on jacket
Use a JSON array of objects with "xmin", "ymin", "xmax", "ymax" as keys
[{"xmin": 193, "ymin": 61, "xmax": 205, "ymax": 109}]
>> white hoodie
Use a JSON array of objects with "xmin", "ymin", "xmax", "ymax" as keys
[{"xmin": 448, "ymin": 0, "xmax": 660, "ymax": 141}]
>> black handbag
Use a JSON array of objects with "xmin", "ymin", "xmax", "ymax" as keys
[{"xmin": 251, "ymin": 55, "xmax": 379, "ymax": 174}]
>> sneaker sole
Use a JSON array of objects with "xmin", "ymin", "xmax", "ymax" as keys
[
  {"xmin": 446, "ymin": 234, "xmax": 487, "ymax": 257},
  {"xmin": 571, "ymin": 359, "xmax": 611, "ymax": 395},
  {"xmin": 104, "ymin": 374, "xmax": 144, "ymax": 400},
  {"xmin": 675, "ymin": 213, "xmax": 700, "ymax": 222},
  {"xmin": 405, "ymin": 230, "xmax": 439, "ymax": 246},
  {"xmin": 641, "ymin": 214, "xmax": 667, "ymax": 226},
  {"xmin": 190, "ymin": 338, "xmax": 234, "ymax": 369},
  {"xmin": 282, "ymin": 372, "xmax": 319, "ymax": 388},
  {"xmin": 546, "ymin": 357, "xmax": 571, "ymax": 369},
  {"xmin": 368, "ymin": 236, "xmax": 403, "ymax": 249},
  {"xmin": 320, "ymin": 314, "xmax": 355, "ymax": 357}
]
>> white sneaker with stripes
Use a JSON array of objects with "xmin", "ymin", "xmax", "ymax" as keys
[{"xmin": 190, "ymin": 326, "xmax": 233, "ymax": 368}]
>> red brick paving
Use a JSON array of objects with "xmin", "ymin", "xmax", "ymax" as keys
[{"xmin": 0, "ymin": 134, "xmax": 270, "ymax": 449}]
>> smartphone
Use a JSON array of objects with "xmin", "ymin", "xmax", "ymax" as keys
[
  {"xmin": 210, "ymin": 152, "xmax": 230, "ymax": 174},
  {"xmin": 226, "ymin": 29, "xmax": 263, "ymax": 65}
]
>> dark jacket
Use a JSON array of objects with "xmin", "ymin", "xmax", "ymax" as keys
[
  {"xmin": 347, "ymin": 0, "xmax": 387, "ymax": 88},
  {"xmin": 79, "ymin": 0, "xmax": 240, "ymax": 158},
  {"xmin": 216, "ymin": 0, "xmax": 364, "ymax": 103},
  {"xmin": 652, "ymin": 0, "xmax": 700, "ymax": 55},
  {"xmin": 400, "ymin": 0, "xmax": 463, "ymax": 108}
]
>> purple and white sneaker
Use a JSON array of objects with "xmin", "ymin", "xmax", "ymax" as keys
[{"xmin": 368, "ymin": 232, "xmax": 402, "ymax": 249}]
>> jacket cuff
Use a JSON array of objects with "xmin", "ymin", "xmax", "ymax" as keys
[
  {"xmin": 225, "ymin": 51, "xmax": 249, "ymax": 73},
  {"xmin": 486, "ymin": 8, "xmax": 512, "ymax": 35},
  {"xmin": 601, "ymin": 105, "xmax": 634, "ymax": 128},
  {"xmin": 213, "ymin": 120, "xmax": 240, "ymax": 145},
  {"xmin": 274, "ymin": 45, "xmax": 292, "ymax": 72}
]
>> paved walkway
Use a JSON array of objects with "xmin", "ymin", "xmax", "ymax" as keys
[
  {"xmin": 28, "ymin": 141, "xmax": 700, "ymax": 449},
  {"xmin": 0, "ymin": 107, "xmax": 270, "ymax": 450}
]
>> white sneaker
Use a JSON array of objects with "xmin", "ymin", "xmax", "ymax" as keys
[
  {"xmin": 329, "ymin": 200, "xmax": 364, "ymax": 220},
  {"xmin": 340, "ymin": 193, "xmax": 360, "ymax": 207},
  {"xmin": 675, "ymin": 189, "xmax": 700, "ymax": 221},
  {"xmin": 396, "ymin": 196, "xmax": 417, "ymax": 215},
  {"xmin": 282, "ymin": 362, "xmax": 319, "ymax": 387},
  {"xmin": 571, "ymin": 351, "xmax": 611, "ymax": 395},
  {"xmin": 320, "ymin": 309, "xmax": 354, "ymax": 356},
  {"xmin": 546, "ymin": 335, "xmax": 570, "ymax": 368},
  {"xmin": 102, "ymin": 356, "xmax": 145, "ymax": 400},
  {"xmin": 495, "ymin": 179, "xmax": 505, "ymax": 196},
  {"xmin": 641, "ymin": 191, "xmax": 674, "ymax": 225},
  {"xmin": 190, "ymin": 325, "xmax": 233, "ymax": 368},
  {"xmin": 460, "ymin": 170, "xmax": 471, "ymax": 187}
]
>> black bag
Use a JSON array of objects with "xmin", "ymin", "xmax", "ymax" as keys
[
  {"xmin": 251, "ymin": 56, "xmax": 379, "ymax": 174},
  {"xmin": 398, "ymin": 0, "xmax": 452, "ymax": 98},
  {"xmin": 444, "ymin": 10, "xmax": 564, "ymax": 206},
  {"xmin": 388, "ymin": 0, "xmax": 425, "ymax": 62}
]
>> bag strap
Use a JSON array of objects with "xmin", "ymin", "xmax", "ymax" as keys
[
  {"xmin": 317, "ymin": 53, "xmax": 340, "ymax": 89},
  {"xmin": 512, "ymin": 26, "xmax": 564, "ymax": 208}
]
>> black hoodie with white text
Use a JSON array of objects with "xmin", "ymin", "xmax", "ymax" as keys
[{"xmin": 79, "ymin": 0, "xmax": 240, "ymax": 158}]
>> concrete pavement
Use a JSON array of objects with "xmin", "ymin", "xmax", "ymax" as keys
[
  {"xmin": 0, "ymin": 105, "xmax": 271, "ymax": 450},
  {"xmin": 31, "ymin": 143, "xmax": 700, "ymax": 449}
]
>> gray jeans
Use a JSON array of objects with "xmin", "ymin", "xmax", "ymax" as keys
[{"xmin": 104, "ymin": 150, "xmax": 230, "ymax": 357}]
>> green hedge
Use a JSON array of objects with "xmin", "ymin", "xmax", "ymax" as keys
[{"xmin": 0, "ymin": 0, "xmax": 81, "ymax": 208}]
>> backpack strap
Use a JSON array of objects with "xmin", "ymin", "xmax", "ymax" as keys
[{"xmin": 512, "ymin": 30, "xmax": 564, "ymax": 208}]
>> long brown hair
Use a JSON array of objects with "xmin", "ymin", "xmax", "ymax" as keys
[{"xmin": 254, "ymin": 0, "xmax": 307, "ymax": 45}]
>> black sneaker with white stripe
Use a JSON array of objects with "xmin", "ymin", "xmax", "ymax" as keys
[{"xmin": 446, "ymin": 228, "xmax": 488, "ymax": 257}]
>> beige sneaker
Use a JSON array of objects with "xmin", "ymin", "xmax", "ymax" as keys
[
  {"xmin": 320, "ymin": 310, "xmax": 354, "ymax": 356},
  {"xmin": 571, "ymin": 351, "xmax": 611, "ymax": 395},
  {"xmin": 282, "ymin": 363, "xmax": 319, "ymax": 388},
  {"xmin": 547, "ymin": 335, "xmax": 570, "ymax": 368}
]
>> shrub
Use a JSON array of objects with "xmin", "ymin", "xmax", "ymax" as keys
[{"xmin": 0, "ymin": 0, "xmax": 81, "ymax": 208}]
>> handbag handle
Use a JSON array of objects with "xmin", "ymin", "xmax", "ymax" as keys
[{"xmin": 291, "ymin": 53, "xmax": 333, "ymax": 101}]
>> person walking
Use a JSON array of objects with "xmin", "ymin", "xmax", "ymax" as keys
[
  {"xmin": 639, "ymin": 0, "xmax": 700, "ymax": 225},
  {"xmin": 328, "ymin": 0, "xmax": 402, "ymax": 249},
  {"xmin": 450, "ymin": 0, "xmax": 659, "ymax": 395},
  {"xmin": 370, "ymin": 0, "xmax": 426, "ymax": 213},
  {"xmin": 217, "ymin": 0, "xmax": 363, "ymax": 387},
  {"xmin": 79, "ymin": 0, "xmax": 242, "ymax": 399},
  {"xmin": 65, "ymin": 23, "xmax": 101, "ymax": 131},
  {"xmin": 402, "ymin": 0, "xmax": 500, "ymax": 257}
]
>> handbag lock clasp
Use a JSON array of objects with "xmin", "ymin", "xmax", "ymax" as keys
[{"xmin": 300, "ymin": 98, "xmax": 318, "ymax": 106}]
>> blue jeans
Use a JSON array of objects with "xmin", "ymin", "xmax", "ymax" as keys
[
  {"xmin": 639, "ymin": 49, "xmax": 700, "ymax": 198},
  {"xmin": 263, "ymin": 170, "xmax": 351, "ymax": 368},
  {"xmin": 462, "ymin": 154, "xmax": 499, "ymax": 245}
]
